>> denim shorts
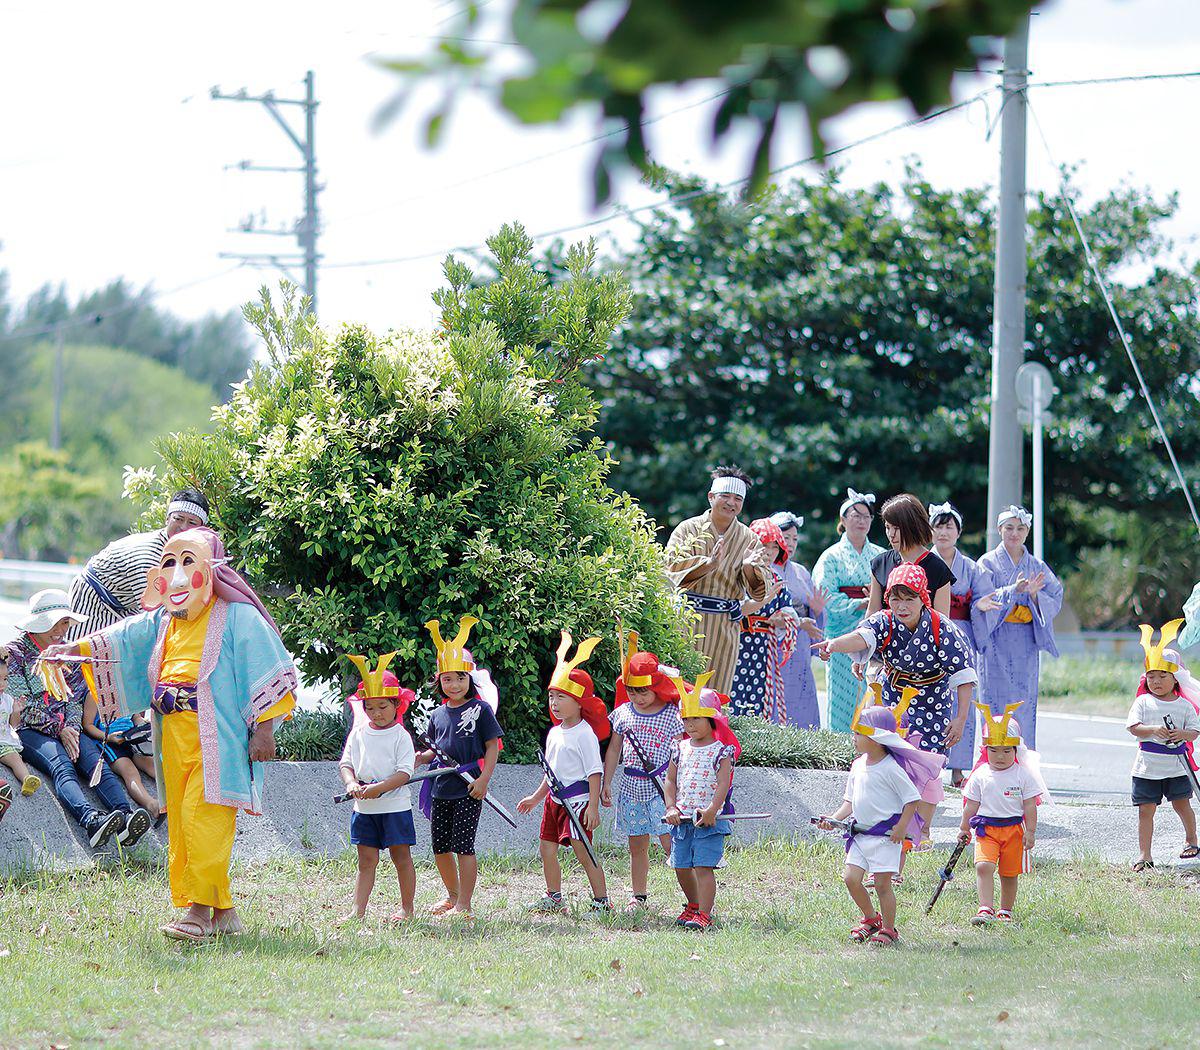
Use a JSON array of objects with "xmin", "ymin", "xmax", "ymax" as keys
[
  {"xmin": 1132, "ymin": 775, "xmax": 1193, "ymax": 806},
  {"xmin": 615, "ymin": 795, "xmax": 670, "ymax": 838},
  {"xmin": 350, "ymin": 809, "xmax": 417, "ymax": 849},
  {"xmin": 669, "ymin": 820, "xmax": 731, "ymax": 869}
]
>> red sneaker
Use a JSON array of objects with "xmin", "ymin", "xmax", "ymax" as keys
[
  {"xmin": 684, "ymin": 909, "xmax": 713, "ymax": 931},
  {"xmin": 675, "ymin": 903, "xmax": 698, "ymax": 926}
]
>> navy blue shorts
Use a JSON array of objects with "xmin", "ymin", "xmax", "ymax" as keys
[
  {"xmin": 1132, "ymin": 775, "xmax": 1193, "ymax": 806},
  {"xmin": 350, "ymin": 809, "xmax": 417, "ymax": 849}
]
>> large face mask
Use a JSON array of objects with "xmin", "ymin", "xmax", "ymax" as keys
[{"xmin": 142, "ymin": 530, "xmax": 215, "ymax": 620}]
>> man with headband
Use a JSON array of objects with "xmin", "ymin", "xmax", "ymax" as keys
[
  {"xmin": 46, "ymin": 527, "xmax": 297, "ymax": 942},
  {"xmin": 67, "ymin": 489, "xmax": 212, "ymax": 640},
  {"xmin": 665, "ymin": 466, "xmax": 771, "ymax": 693}
]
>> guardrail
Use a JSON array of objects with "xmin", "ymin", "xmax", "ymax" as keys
[{"xmin": 0, "ymin": 559, "xmax": 80, "ymax": 596}]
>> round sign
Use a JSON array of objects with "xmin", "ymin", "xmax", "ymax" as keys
[{"xmin": 1015, "ymin": 361, "xmax": 1054, "ymax": 411}]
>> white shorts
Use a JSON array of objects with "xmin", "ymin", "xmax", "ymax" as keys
[{"xmin": 846, "ymin": 834, "xmax": 902, "ymax": 875}]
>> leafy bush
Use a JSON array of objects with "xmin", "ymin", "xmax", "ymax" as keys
[
  {"xmin": 129, "ymin": 225, "xmax": 705, "ymax": 760},
  {"xmin": 730, "ymin": 717, "xmax": 855, "ymax": 771},
  {"xmin": 276, "ymin": 708, "xmax": 350, "ymax": 762}
]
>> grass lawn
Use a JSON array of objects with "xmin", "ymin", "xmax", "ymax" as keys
[{"xmin": 3, "ymin": 842, "xmax": 1198, "ymax": 1049}]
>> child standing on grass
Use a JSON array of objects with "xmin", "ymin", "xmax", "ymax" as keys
[
  {"xmin": 339, "ymin": 653, "xmax": 417, "ymax": 922},
  {"xmin": 958, "ymin": 702, "xmax": 1047, "ymax": 924},
  {"xmin": 0, "ymin": 644, "xmax": 42, "ymax": 805},
  {"xmin": 817, "ymin": 702, "xmax": 943, "ymax": 945},
  {"xmin": 519, "ymin": 632, "xmax": 611, "ymax": 914},
  {"xmin": 602, "ymin": 636, "xmax": 686, "ymax": 911},
  {"xmin": 664, "ymin": 676, "xmax": 739, "ymax": 932},
  {"xmin": 418, "ymin": 617, "xmax": 503, "ymax": 918},
  {"xmin": 1126, "ymin": 621, "xmax": 1200, "ymax": 871}
]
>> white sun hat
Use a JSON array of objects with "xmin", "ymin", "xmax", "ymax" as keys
[{"xmin": 17, "ymin": 589, "xmax": 88, "ymax": 634}]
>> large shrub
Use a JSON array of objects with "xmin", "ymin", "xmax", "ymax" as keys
[{"xmin": 129, "ymin": 225, "xmax": 705, "ymax": 759}]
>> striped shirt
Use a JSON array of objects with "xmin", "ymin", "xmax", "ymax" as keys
[
  {"xmin": 66, "ymin": 529, "xmax": 167, "ymax": 640},
  {"xmin": 610, "ymin": 702, "xmax": 685, "ymax": 804}
]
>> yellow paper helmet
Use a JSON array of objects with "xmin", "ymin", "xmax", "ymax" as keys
[
  {"xmin": 1140, "ymin": 619, "xmax": 1183, "ymax": 674},
  {"xmin": 672, "ymin": 672, "xmax": 716, "ymax": 718},
  {"xmin": 891, "ymin": 686, "xmax": 917, "ymax": 738},
  {"xmin": 859, "ymin": 683, "xmax": 915, "ymax": 736},
  {"xmin": 617, "ymin": 628, "xmax": 653, "ymax": 688},
  {"xmin": 548, "ymin": 630, "xmax": 602, "ymax": 698},
  {"xmin": 344, "ymin": 651, "xmax": 399, "ymax": 701},
  {"xmin": 975, "ymin": 701, "xmax": 1024, "ymax": 747},
  {"xmin": 425, "ymin": 615, "xmax": 479, "ymax": 674}
]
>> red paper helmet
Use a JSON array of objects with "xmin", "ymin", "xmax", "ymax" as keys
[{"xmin": 548, "ymin": 668, "xmax": 611, "ymax": 741}]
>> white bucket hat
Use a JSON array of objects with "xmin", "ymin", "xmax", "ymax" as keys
[{"xmin": 17, "ymin": 589, "xmax": 88, "ymax": 634}]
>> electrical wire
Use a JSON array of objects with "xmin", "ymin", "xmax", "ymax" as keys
[
  {"xmin": 0, "ymin": 264, "xmax": 248, "ymax": 345},
  {"xmin": 1027, "ymin": 70, "xmax": 1200, "ymax": 89},
  {"xmin": 323, "ymin": 86, "xmax": 997, "ymax": 269},
  {"xmin": 1026, "ymin": 97, "xmax": 1200, "ymax": 536}
]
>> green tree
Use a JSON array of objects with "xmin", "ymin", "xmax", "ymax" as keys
[
  {"xmin": 396, "ymin": 0, "xmax": 1040, "ymax": 202},
  {"xmin": 582, "ymin": 167, "xmax": 1200, "ymax": 602},
  {"xmin": 0, "ymin": 344, "xmax": 215, "ymax": 561},
  {"xmin": 10, "ymin": 279, "xmax": 254, "ymax": 397},
  {"xmin": 133, "ymin": 234, "xmax": 704, "ymax": 758},
  {"xmin": 0, "ymin": 442, "xmax": 105, "ymax": 561}
]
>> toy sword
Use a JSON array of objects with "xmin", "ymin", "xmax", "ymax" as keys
[
  {"xmin": 414, "ymin": 731, "xmax": 517, "ymax": 829},
  {"xmin": 925, "ymin": 838, "xmax": 969, "ymax": 915},
  {"xmin": 623, "ymin": 728, "xmax": 668, "ymax": 803},
  {"xmin": 536, "ymin": 748, "xmax": 601, "ymax": 870},
  {"xmin": 680, "ymin": 810, "xmax": 770, "ymax": 825},
  {"xmin": 809, "ymin": 816, "xmax": 867, "ymax": 836},
  {"xmin": 1162, "ymin": 716, "xmax": 1200, "ymax": 796},
  {"xmin": 332, "ymin": 765, "xmax": 464, "ymax": 804}
]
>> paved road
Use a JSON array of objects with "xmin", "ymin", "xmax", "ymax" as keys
[{"xmin": 1035, "ymin": 709, "xmax": 1132, "ymax": 802}]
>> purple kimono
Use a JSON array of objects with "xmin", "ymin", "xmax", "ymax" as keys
[
  {"xmin": 944, "ymin": 550, "xmax": 999, "ymax": 770},
  {"xmin": 778, "ymin": 559, "xmax": 824, "ymax": 729},
  {"xmin": 856, "ymin": 607, "xmax": 978, "ymax": 755},
  {"xmin": 976, "ymin": 546, "xmax": 1063, "ymax": 750}
]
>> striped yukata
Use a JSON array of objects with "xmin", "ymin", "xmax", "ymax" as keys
[
  {"xmin": 66, "ymin": 529, "xmax": 167, "ymax": 641},
  {"xmin": 665, "ymin": 512, "xmax": 770, "ymax": 695}
]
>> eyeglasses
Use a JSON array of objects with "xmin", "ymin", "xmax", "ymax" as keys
[{"xmin": 844, "ymin": 511, "xmax": 873, "ymax": 521}]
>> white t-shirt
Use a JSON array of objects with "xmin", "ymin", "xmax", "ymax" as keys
[
  {"xmin": 0, "ymin": 692, "xmax": 21, "ymax": 749},
  {"xmin": 963, "ymin": 762, "xmax": 1040, "ymax": 820},
  {"xmin": 339, "ymin": 722, "xmax": 416, "ymax": 814},
  {"xmin": 1126, "ymin": 693, "xmax": 1200, "ymax": 780},
  {"xmin": 843, "ymin": 753, "xmax": 921, "ymax": 829},
  {"xmin": 545, "ymin": 720, "xmax": 603, "ymax": 808}
]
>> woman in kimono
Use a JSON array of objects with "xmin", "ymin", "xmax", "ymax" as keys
[
  {"xmin": 730, "ymin": 519, "xmax": 797, "ymax": 720},
  {"xmin": 770, "ymin": 511, "xmax": 825, "ymax": 729},
  {"xmin": 977, "ymin": 506, "xmax": 1063, "ymax": 750},
  {"xmin": 812, "ymin": 489, "xmax": 885, "ymax": 732}
]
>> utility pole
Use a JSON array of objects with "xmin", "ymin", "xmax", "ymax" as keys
[
  {"xmin": 211, "ymin": 71, "xmax": 321, "ymax": 313},
  {"xmin": 51, "ymin": 328, "xmax": 64, "ymax": 450},
  {"xmin": 985, "ymin": 17, "xmax": 1030, "ymax": 549}
]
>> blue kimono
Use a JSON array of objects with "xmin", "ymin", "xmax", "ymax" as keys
[
  {"xmin": 944, "ymin": 550, "xmax": 999, "ymax": 770},
  {"xmin": 86, "ymin": 599, "xmax": 297, "ymax": 814}
]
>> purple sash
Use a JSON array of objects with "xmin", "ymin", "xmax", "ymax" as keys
[
  {"xmin": 153, "ymin": 682, "xmax": 198, "ymax": 715},
  {"xmin": 624, "ymin": 760, "xmax": 669, "ymax": 780},
  {"xmin": 553, "ymin": 778, "xmax": 590, "ymax": 804},
  {"xmin": 969, "ymin": 813, "xmax": 1024, "ymax": 839},
  {"xmin": 1139, "ymin": 741, "xmax": 1186, "ymax": 755},
  {"xmin": 844, "ymin": 812, "xmax": 900, "ymax": 853},
  {"xmin": 416, "ymin": 760, "xmax": 478, "ymax": 819}
]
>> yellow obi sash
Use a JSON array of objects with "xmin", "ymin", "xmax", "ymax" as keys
[{"xmin": 1005, "ymin": 605, "xmax": 1034, "ymax": 625}]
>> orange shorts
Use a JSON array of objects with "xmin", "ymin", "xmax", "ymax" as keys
[{"xmin": 973, "ymin": 822, "xmax": 1025, "ymax": 877}]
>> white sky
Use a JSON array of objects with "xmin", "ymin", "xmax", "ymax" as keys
[{"xmin": 2, "ymin": 0, "xmax": 1199, "ymax": 338}]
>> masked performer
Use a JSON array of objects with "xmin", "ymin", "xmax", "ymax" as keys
[{"xmin": 46, "ymin": 527, "xmax": 296, "ymax": 942}]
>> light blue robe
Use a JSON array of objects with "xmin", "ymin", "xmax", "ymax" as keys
[{"xmin": 86, "ymin": 599, "xmax": 297, "ymax": 813}]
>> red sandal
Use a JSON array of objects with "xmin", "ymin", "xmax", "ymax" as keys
[
  {"xmin": 870, "ymin": 926, "xmax": 900, "ymax": 946},
  {"xmin": 850, "ymin": 913, "xmax": 883, "ymax": 942}
]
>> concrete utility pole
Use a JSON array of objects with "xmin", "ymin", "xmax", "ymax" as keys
[
  {"xmin": 985, "ymin": 17, "xmax": 1031, "ymax": 549},
  {"xmin": 212, "ymin": 71, "xmax": 321, "ymax": 313}
]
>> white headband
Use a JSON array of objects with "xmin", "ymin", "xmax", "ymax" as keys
[
  {"xmin": 710, "ymin": 477, "xmax": 747, "ymax": 499},
  {"xmin": 168, "ymin": 500, "xmax": 209, "ymax": 525},
  {"xmin": 997, "ymin": 505, "xmax": 1032, "ymax": 529},
  {"xmin": 928, "ymin": 502, "xmax": 963, "ymax": 528},
  {"xmin": 839, "ymin": 488, "xmax": 876, "ymax": 517}
]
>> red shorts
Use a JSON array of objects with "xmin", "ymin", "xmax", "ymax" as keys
[{"xmin": 540, "ymin": 797, "xmax": 592, "ymax": 846}]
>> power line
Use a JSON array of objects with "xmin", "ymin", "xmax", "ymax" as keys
[
  {"xmin": 323, "ymin": 87, "xmax": 998, "ymax": 270},
  {"xmin": 0, "ymin": 264, "xmax": 246, "ymax": 345},
  {"xmin": 1026, "ymin": 98, "xmax": 1200, "ymax": 536},
  {"xmin": 1028, "ymin": 70, "xmax": 1200, "ymax": 89},
  {"xmin": 323, "ymin": 84, "xmax": 742, "ymax": 230}
]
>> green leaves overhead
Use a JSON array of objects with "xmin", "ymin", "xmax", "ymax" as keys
[{"xmin": 389, "ymin": 0, "xmax": 1041, "ymax": 202}]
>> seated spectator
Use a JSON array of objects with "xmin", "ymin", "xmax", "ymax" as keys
[
  {"xmin": 1, "ymin": 643, "xmax": 43, "ymax": 801},
  {"xmin": 82, "ymin": 695, "xmax": 162, "ymax": 820},
  {"xmin": 8, "ymin": 590, "xmax": 151, "ymax": 849}
]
